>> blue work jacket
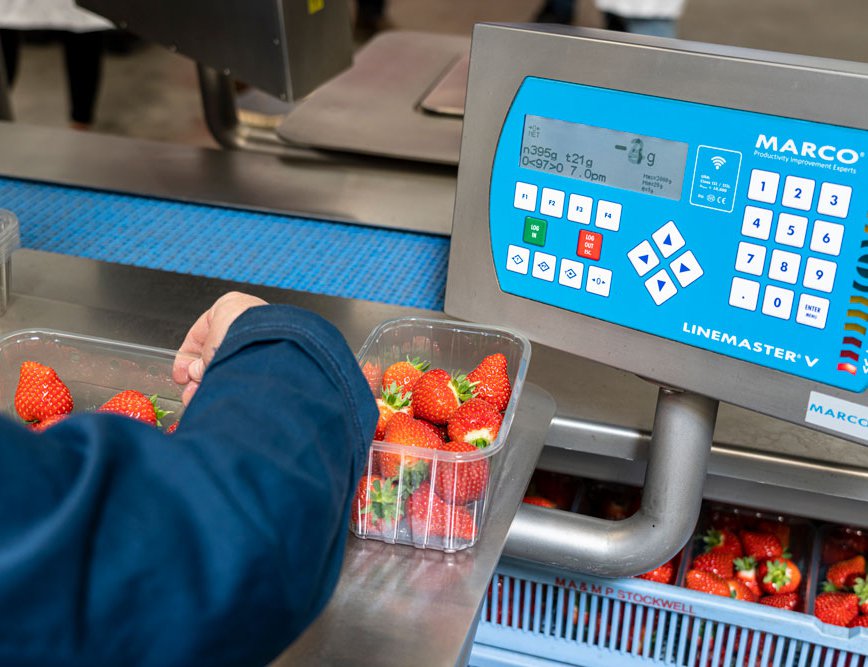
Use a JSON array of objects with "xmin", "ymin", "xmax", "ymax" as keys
[{"xmin": 0, "ymin": 305, "xmax": 378, "ymax": 666}]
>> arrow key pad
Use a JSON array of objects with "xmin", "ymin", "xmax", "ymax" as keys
[
  {"xmin": 644, "ymin": 269, "xmax": 678, "ymax": 305},
  {"xmin": 627, "ymin": 240, "xmax": 660, "ymax": 277},
  {"xmin": 651, "ymin": 221, "xmax": 685, "ymax": 258},
  {"xmin": 671, "ymin": 251, "xmax": 704, "ymax": 287}
]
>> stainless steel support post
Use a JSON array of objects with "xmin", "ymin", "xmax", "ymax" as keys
[
  {"xmin": 197, "ymin": 64, "xmax": 297, "ymax": 157},
  {"xmin": 504, "ymin": 387, "xmax": 719, "ymax": 576},
  {"xmin": 0, "ymin": 33, "xmax": 12, "ymax": 122}
]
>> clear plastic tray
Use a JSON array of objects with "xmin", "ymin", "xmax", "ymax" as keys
[
  {"xmin": 352, "ymin": 317, "xmax": 530, "ymax": 552},
  {"xmin": 0, "ymin": 329, "xmax": 184, "ymax": 429}
]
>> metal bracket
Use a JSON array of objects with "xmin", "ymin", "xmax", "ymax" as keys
[{"xmin": 503, "ymin": 387, "xmax": 719, "ymax": 576}]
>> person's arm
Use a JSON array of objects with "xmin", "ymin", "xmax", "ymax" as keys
[{"xmin": 0, "ymin": 299, "xmax": 377, "ymax": 667}]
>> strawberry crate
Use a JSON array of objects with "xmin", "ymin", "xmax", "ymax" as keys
[
  {"xmin": 809, "ymin": 523, "xmax": 868, "ymax": 631},
  {"xmin": 471, "ymin": 558, "xmax": 868, "ymax": 667},
  {"xmin": 352, "ymin": 317, "xmax": 530, "ymax": 552},
  {"xmin": 0, "ymin": 329, "xmax": 184, "ymax": 429}
]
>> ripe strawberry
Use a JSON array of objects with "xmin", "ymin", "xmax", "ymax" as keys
[
  {"xmin": 740, "ymin": 531, "xmax": 783, "ymax": 560},
  {"xmin": 433, "ymin": 439, "xmax": 490, "ymax": 504},
  {"xmin": 351, "ymin": 474, "xmax": 401, "ymax": 536},
  {"xmin": 854, "ymin": 577, "xmax": 868, "ymax": 615},
  {"xmin": 759, "ymin": 592, "xmax": 800, "ymax": 611},
  {"xmin": 378, "ymin": 412, "xmax": 442, "ymax": 489},
  {"xmin": 692, "ymin": 552, "xmax": 735, "ymax": 579},
  {"xmin": 726, "ymin": 578, "xmax": 758, "ymax": 602},
  {"xmin": 757, "ymin": 520, "xmax": 791, "ymax": 550},
  {"xmin": 823, "ymin": 537, "xmax": 860, "ymax": 566},
  {"xmin": 381, "ymin": 357, "xmax": 429, "ymax": 394},
  {"xmin": 412, "ymin": 368, "xmax": 475, "ymax": 424},
  {"xmin": 758, "ymin": 558, "xmax": 801, "ymax": 595},
  {"xmin": 849, "ymin": 616, "xmax": 868, "ymax": 628},
  {"xmin": 636, "ymin": 559, "xmax": 676, "ymax": 585},
  {"xmin": 522, "ymin": 496, "xmax": 557, "ymax": 508},
  {"xmin": 827, "ymin": 555, "xmax": 866, "ymax": 590},
  {"xmin": 703, "ymin": 528, "xmax": 743, "ymax": 558},
  {"xmin": 406, "ymin": 481, "xmax": 477, "ymax": 542},
  {"xmin": 446, "ymin": 398, "xmax": 503, "ymax": 448},
  {"xmin": 466, "ymin": 353, "xmax": 511, "ymax": 412},
  {"xmin": 14, "ymin": 361, "xmax": 74, "ymax": 423},
  {"xmin": 374, "ymin": 382, "xmax": 413, "ymax": 440},
  {"xmin": 734, "ymin": 557, "xmax": 761, "ymax": 597},
  {"xmin": 814, "ymin": 592, "xmax": 858, "ymax": 627},
  {"xmin": 361, "ymin": 361, "xmax": 381, "ymax": 394},
  {"xmin": 685, "ymin": 570, "xmax": 731, "ymax": 597},
  {"xmin": 30, "ymin": 413, "xmax": 67, "ymax": 432},
  {"xmin": 98, "ymin": 390, "xmax": 169, "ymax": 426}
]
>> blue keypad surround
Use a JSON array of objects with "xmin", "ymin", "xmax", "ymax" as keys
[{"xmin": 490, "ymin": 77, "xmax": 868, "ymax": 391}]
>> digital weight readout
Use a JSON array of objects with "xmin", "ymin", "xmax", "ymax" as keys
[{"xmin": 520, "ymin": 115, "xmax": 689, "ymax": 200}]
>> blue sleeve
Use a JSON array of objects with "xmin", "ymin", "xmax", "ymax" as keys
[{"xmin": 0, "ymin": 305, "xmax": 378, "ymax": 667}]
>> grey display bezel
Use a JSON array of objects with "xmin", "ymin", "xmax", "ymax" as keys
[{"xmin": 446, "ymin": 23, "xmax": 868, "ymax": 444}]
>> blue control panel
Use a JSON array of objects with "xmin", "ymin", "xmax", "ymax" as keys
[{"xmin": 491, "ymin": 77, "xmax": 868, "ymax": 392}]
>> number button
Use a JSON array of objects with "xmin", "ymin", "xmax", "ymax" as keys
[
  {"xmin": 747, "ymin": 169, "xmax": 780, "ymax": 204},
  {"xmin": 595, "ymin": 200, "xmax": 622, "ymax": 231},
  {"xmin": 540, "ymin": 188, "xmax": 565, "ymax": 218},
  {"xmin": 761, "ymin": 285, "xmax": 794, "ymax": 320},
  {"xmin": 810, "ymin": 220, "xmax": 845, "ymax": 256},
  {"xmin": 774, "ymin": 212, "xmax": 808, "ymax": 248},
  {"xmin": 817, "ymin": 182, "xmax": 852, "ymax": 218},
  {"xmin": 781, "ymin": 176, "xmax": 815, "ymax": 211},
  {"xmin": 567, "ymin": 194, "xmax": 593, "ymax": 224},
  {"xmin": 729, "ymin": 277, "xmax": 760, "ymax": 311},
  {"xmin": 514, "ymin": 182, "xmax": 538, "ymax": 212},
  {"xmin": 803, "ymin": 257, "xmax": 837, "ymax": 293},
  {"xmin": 768, "ymin": 249, "xmax": 801, "ymax": 284},
  {"xmin": 735, "ymin": 242, "xmax": 767, "ymax": 276},
  {"xmin": 742, "ymin": 206, "xmax": 773, "ymax": 240}
]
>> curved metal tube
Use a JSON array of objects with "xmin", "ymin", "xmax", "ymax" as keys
[
  {"xmin": 504, "ymin": 387, "xmax": 719, "ymax": 577},
  {"xmin": 197, "ymin": 64, "xmax": 296, "ymax": 156}
]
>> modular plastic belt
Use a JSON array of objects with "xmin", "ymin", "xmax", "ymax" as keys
[{"xmin": 0, "ymin": 177, "xmax": 449, "ymax": 310}]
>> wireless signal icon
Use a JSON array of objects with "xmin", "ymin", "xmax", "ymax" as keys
[{"xmin": 710, "ymin": 155, "xmax": 727, "ymax": 170}]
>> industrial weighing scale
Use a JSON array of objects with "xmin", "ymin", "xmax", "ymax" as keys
[{"xmin": 447, "ymin": 24, "xmax": 868, "ymax": 577}]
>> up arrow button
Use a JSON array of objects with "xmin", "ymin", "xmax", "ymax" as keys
[{"xmin": 652, "ymin": 221, "xmax": 685, "ymax": 258}]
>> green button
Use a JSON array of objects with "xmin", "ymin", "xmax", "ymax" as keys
[{"xmin": 523, "ymin": 216, "xmax": 547, "ymax": 246}]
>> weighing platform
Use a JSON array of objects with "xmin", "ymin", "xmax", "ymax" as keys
[{"xmin": 3, "ymin": 23, "xmax": 868, "ymax": 666}]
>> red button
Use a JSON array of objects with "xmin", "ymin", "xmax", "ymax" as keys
[{"xmin": 578, "ymin": 230, "xmax": 603, "ymax": 261}]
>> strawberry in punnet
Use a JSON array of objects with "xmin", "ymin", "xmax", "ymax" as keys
[
  {"xmin": 378, "ymin": 412, "xmax": 442, "ymax": 487},
  {"xmin": 466, "ymin": 353, "xmax": 511, "ymax": 412},
  {"xmin": 726, "ymin": 578, "xmax": 758, "ymax": 603},
  {"xmin": 406, "ymin": 481, "xmax": 477, "ymax": 542},
  {"xmin": 351, "ymin": 474, "xmax": 401, "ymax": 536},
  {"xmin": 14, "ymin": 361, "xmax": 74, "ymax": 423},
  {"xmin": 381, "ymin": 357, "xmax": 429, "ymax": 394},
  {"xmin": 757, "ymin": 520, "xmax": 791, "ymax": 551},
  {"xmin": 433, "ymin": 439, "xmax": 490, "ymax": 505},
  {"xmin": 411, "ymin": 368, "xmax": 475, "ymax": 425},
  {"xmin": 855, "ymin": 577, "xmax": 868, "ymax": 615},
  {"xmin": 374, "ymin": 382, "xmax": 413, "ymax": 440},
  {"xmin": 685, "ymin": 570, "xmax": 731, "ymax": 598},
  {"xmin": 703, "ymin": 528, "xmax": 743, "ymax": 557},
  {"xmin": 361, "ymin": 361, "xmax": 381, "ymax": 394},
  {"xmin": 692, "ymin": 552, "xmax": 735, "ymax": 579},
  {"xmin": 98, "ymin": 390, "xmax": 170, "ymax": 426},
  {"xmin": 446, "ymin": 398, "xmax": 503, "ymax": 448},
  {"xmin": 734, "ymin": 556, "xmax": 761, "ymax": 597},
  {"xmin": 759, "ymin": 592, "xmax": 801, "ymax": 611},
  {"xmin": 814, "ymin": 592, "xmax": 859, "ymax": 627},
  {"xmin": 826, "ymin": 555, "xmax": 866, "ymax": 590},
  {"xmin": 758, "ymin": 558, "xmax": 801, "ymax": 595},
  {"xmin": 740, "ymin": 530, "xmax": 783, "ymax": 560},
  {"xmin": 636, "ymin": 558, "xmax": 676, "ymax": 585},
  {"xmin": 522, "ymin": 496, "xmax": 557, "ymax": 508},
  {"xmin": 849, "ymin": 616, "xmax": 868, "ymax": 628},
  {"xmin": 30, "ymin": 414, "xmax": 67, "ymax": 432}
]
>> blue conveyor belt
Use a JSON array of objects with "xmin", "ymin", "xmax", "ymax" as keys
[{"xmin": 0, "ymin": 177, "xmax": 449, "ymax": 310}]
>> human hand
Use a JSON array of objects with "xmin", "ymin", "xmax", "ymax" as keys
[{"xmin": 172, "ymin": 291, "xmax": 268, "ymax": 406}]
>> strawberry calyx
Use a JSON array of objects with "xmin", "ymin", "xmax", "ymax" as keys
[
  {"xmin": 822, "ymin": 580, "xmax": 840, "ymax": 593},
  {"xmin": 149, "ymin": 394, "xmax": 173, "ymax": 428},
  {"xmin": 381, "ymin": 382, "xmax": 412, "ymax": 410},
  {"xmin": 854, "ymin": 577, "xmax": 868, "ymax": 602},
  {"xmin": 406, "ymin": 356, "xmax": 430, "ymax": 373},
  {"xmin": 762, "ymin": 559, "xmax": 792, "ymax": 591},
  {"xmin": 734, "ymin": 556, "xmax": 756, "ymax": 573},
  {"xmin": 359, "ymin": 476, "xmax": 403, "ymax": 523},
  {"xmin": 450, "ymin": 372, "xmax": 477, "ymax": 403},
  {"xmin": 703, "ymin": 529, "xmax": 725, "ymax": 551}
]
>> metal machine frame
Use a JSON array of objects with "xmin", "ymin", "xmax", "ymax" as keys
[{"xmin": 446, "ymin": 23, "xmax": 868, "ymax": 575}]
